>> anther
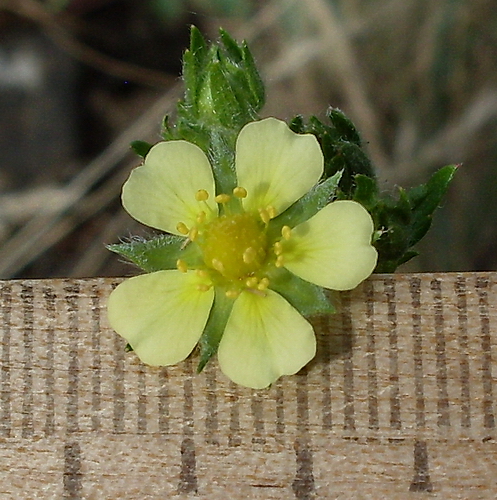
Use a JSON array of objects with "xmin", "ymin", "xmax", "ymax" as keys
[
  {"xmin": 189, "ymin": 227, "xmax": 198, "ymax": 241},
  {"xmin": 242, "ymin": 247, "xmax": 257, "ymax": 264},
  {"xmin": 273, "ymin": 241, "xmax": 283, "ymax": 256},
  {"xmin": 233, "ymin": 186, "xmax": 248, "ymax": 198},
  {"xmin": 176, "ymin": 259, "xmax": 188, "ymax": 273},
  {"xmin": 259, "ymin": 208, "xmax": 270, "ymax": 225},
  {"xmin": 195, "ymin": 189, "xmax": 209, "ymax": 201},
  {"xmin": 281, "ymin": 225, "xmax": 292, "ymax": 240},
  {"xmin": 257, "ymin": 277, "xmax": 269, "ymax": 291},
  {"xmin": 196, "ymin": 269, "xmax": 210, "ymax": 278},
  {"xmin": 215, "ymin": 193, "xmax": 231, "ymax": 204},
  {"xmin": 246, "ymin": 277, "xmax": 258, "ymax": 288},
  {"xmin": 176, "ymin": 222, "xmax": 189, "ymax": 235},
  {"xmin": 267, "ymin": 205, "xmax": 277, "ymax": 220},
  {"xmin": 225, "ymin": 289, "xmax": 240, "ymax": 299},
  {"xmin": 196, "ymin": 211, "xmax": 206, "ymax": 224},
  {"xmin": 275, "ymin": 255, "xmax": 285, "ymax": 268},
  {"xmin": 196, "ymin": 283, "xmax": 212, "ymax": 292},
  {"xmin": 211, "ymin": 258, "xmax": 225, "ymax": 273}
]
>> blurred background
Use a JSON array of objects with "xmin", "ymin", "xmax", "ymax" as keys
[{"xmin": 0, "ymin": 0, "xmax": 496, "ymax": 279}]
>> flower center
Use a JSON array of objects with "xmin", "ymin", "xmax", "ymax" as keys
[{"xmin": 200, "ymin": 213, "xmax": 267, "ymax": 280}]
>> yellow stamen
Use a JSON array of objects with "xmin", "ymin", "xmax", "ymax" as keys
[
  {"xmin": 242, "ymin": 247, "xmax": 257, "ymax": 264},
  {"xmin": 211, "ymin": 258, "xmax": 225, "ymax": 273},
  {"xmin": 197, "ymin": 283, "xmax": 212, "ymax": 292},
  {"xmin": 215, "ymin": 194, "xmax": 231, "ymax": 204},
  {"xmin": 176, "ymin": 259, "xmax": 188, "ymax": 273},
  {"xmin": 195, "ymin": 189, "xmax": 209, "ymax": 201},
  {"xmin": 196, "ymin": 269, "xmax": 210, "ymax": 278},
  {"xmin": 267, "ymin": 205, "xmax": 277, "ymax": 220},
  {"xmin": 273, "ymin": 241, "xmax": 283, "ymax": 256},
  {"xmin": 197, "ymin": 211, "xmax": 206, "ymax": 224},
  {"xmin": 176, "ymin": 222, "xmax": 189, "ymax": 235},
  {"xmin": 275, "ymin": 255, "xmax": 285, "ymax": 268},
  {"xmin": 257, "ymin": 277, "xmax": 269, "ymax": 291},
  {"xmin": 259, "ymin": 208, "xmax": 270, "ymax": 225},
  {"xmin": 189, "ymin": 227, "xmax": 198, "ymax": 241},
  {"xmin": 225, "ymin": 289, "xmax": 240, "ymax": 299},
  {"xmin": 281, "ymin": 225, "xmax": 292, "ymax": 241},
  {"xmin": 233, "ymin": 186, "xmax": 248, "ymax": 198},
  {"xmin": 246, "ymin": 276, "xmax": 258, "ymax": 288}
]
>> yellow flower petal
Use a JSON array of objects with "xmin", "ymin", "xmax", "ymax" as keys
[
  {"xmin": 107, "ymin": 270, "xmax": 214, "ymax": 366},
  {"xmin": 283, "ymin": 200, "xmax": 378, "ymax": 290},
  {"xmin": 236, "ymin": 118, "xmax": 323, "ymax": 214},
  {"xmin": 122, "ymin": 141, "xmax": 217, "ymax": 234},
  {"xmin": 217, "ymin": 289, "xmax": 316, "ymax": 389}
]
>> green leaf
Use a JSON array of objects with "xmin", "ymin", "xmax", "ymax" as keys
[
  {"xmin": 197, "ymin": 288, "xmax": 234, "ymax": 372},
  {"xmin": 268, "ymin": 267, "xmax": 335, "ymax": 316},
  {"xmin": 107, "ymin": 234, "xmax": 201, "ymax": 272},
  {"xmin": 130, "ymin": 140, "xmax": 153, "ymax": 158}
]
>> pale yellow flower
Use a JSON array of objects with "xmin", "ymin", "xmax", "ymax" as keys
[{"xmin": 107, "ymin": 118, "xmax": 377, "ymax": 389}]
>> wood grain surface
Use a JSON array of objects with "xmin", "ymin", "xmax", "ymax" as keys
[{"xmin": 0, "ymin": 273, "xmax": 495, "ymax": 499}]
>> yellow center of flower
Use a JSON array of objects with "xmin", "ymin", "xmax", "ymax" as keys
[
  {"xmin": 200, "ymin": 213, "xmax": 267, "ymax": 280},
  {"xmin": 176, "ymin": 186, "xmax": 289, "ymax": 297}
]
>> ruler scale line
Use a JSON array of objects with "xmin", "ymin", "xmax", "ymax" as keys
[
  {"xmin": 42, "ymin": 285, "xmax": 57, "ymax": 437},
  {"xmin": 64, "ymin": 283, "xmax": 80, "ymax": 435},
  {"xmin": 137, "ymin": 364, "xmax": 147, "ymax": 434},
  {"xmin": 292, "ymin": 368, "xmax": 315, "ymax": 500},
  {"xmin": 365, "ymin": 280, "xmax": 379, "ymax": 431},
  {"xmin": 409, "ymin": 439, "xmax": 433, "ymax": 492},
  {"xmin": 90, "ymin": 284, "xmax": 102, "ymax": 432},
  {"xmin": 21, "ymin": 284, "xmax": 34, "ymax": 439},
  {"xmin": 410, "ymin": 277, "xmax": 426, "ymax": 430},
  {"xmin": 0, "ymin": 283, "xmax": 12, "ymax": 437},
  {"xmin": 455, "ymin": 275, "xmax": 471, "ymax": 429},
  {"xmin": 340, "ymin": 291, "xmax": 355, "ymax": 433},
  {"xmin": 475, "ymin": 277, "xmax": 495, "ymax": 430},
  {"xmin": 385, "ymin": 277, "xmax": 401, "ymax": 430},
  {"xmin": 431, "ymin": 278, "xmax": 451, "ymax": 428},
  {"xmin": 205, "ymin": 364, "xmax": 219, "ymax": 445},
  {"xmin": 251, "ymin": 391, "xmax": 266, "ymax": 446},
  {"xmin": 63, "ymin": 441, "xmax": 83, "ymax": 500},
  {"xmin": 158, "ymin": 367, "xmax": 169, "ymax": 435},
  {"xmin": 228, "ymin": 381, "xmax": 242, "ymax": 447},
  {"xmin": 112, "ymin": 300, "xmax": 126, "ymax": 434},
  {"xmin": 318, "ymin": 314, "xmax": 333, "ymax": 431},
  {"xmin": 178, "ymin": 357, "xmax": 198, "ymax": 494}
]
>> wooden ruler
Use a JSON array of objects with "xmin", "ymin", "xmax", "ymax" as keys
[{"xmin": 0, "ymin": 273, "xmax": 495, "ymax": 499}]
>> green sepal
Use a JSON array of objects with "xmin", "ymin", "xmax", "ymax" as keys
[
  {"xmin": 355, "ymin": 165, "xmax": 458, "ymax": 273},
  {"xmin": 326, "ymin": 107, "xmax": 362, "ymax": 145},
  {"xmin": 169, "ymin": 25, "xmax": 265, "ymax": 152},
  {"xmin": 350, "ymin": 173, "xmax": 378, "ymax": 209},
  {"xmin": 268, "ymin": 267, "xmax": 336, "ymax": 316},
  {"xmin": 130, "ymin": 140, "xmax": 153, "ymax": 158},
  {"xmin": 289, "ymin": 110, "xmax": 374, "ymax": 194},
  {"xmin": 197, "ymin": 288, "xmax": 234, "ymax": 372},
  {"xmin": 407, "ymin": 164, "xmax": 458, "ymax": 246},
  {"xmin": 107, "ymin": 234, "xmax": 201, "ymax": 272},
  {"xmin": 269, "ymin": 170, "xmax": 343, "ymax": 237},
  {"xmin": 208, "ymin": 130, "xmax": 237, "ymax": 197}
]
